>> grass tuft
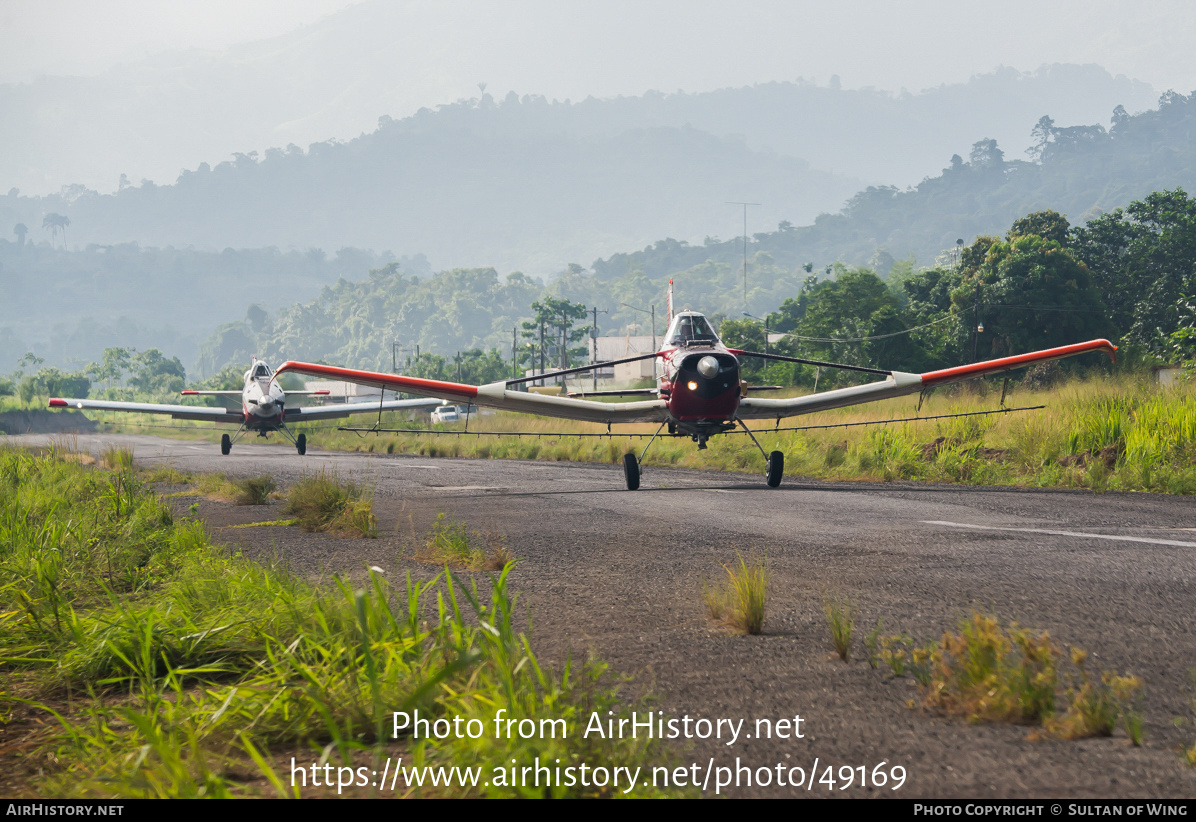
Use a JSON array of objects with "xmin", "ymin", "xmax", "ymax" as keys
[
  {"xmin": 823, "ymin": 589, "xmax": 854, "ymax": 661},
  {"xmin": 416, "ymin": 513, "xmax": 513, "ymax": 570},
  {"xmin": 284, "ymin": 470, "xmax": 377, "ymax": 537},
  {"xmin": 703, "ymin": 552, "xmax": 768, "ymax": 635},
  {"xmin": 142, "ymin": 464, "xmax": 192, "ymax": 485},
  {"xmin": 232, "ymin": 475, "xmax": 275, "ymax": 505},
  {"xmin": 100, "ymin": 444, "xmax": 134, "ymax": 471},
  {"xmin": 921, "ymin": 612, "xmax": 1058, "ymax": 724},
  {"xmin": 882, "ymin": 611, "xmax": 1145, "ymax": 742}
]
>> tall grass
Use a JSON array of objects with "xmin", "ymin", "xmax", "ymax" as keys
[
  {"xmin": 283, "ymin": 373, "xmax": 1196, "ymax": 494},
  {"xmin": 0, "ymin": 447, "xmax": 682, "ymax": 798}
]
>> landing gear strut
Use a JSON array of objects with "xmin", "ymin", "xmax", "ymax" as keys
[
  {"xmin": 277, "ymin": 423, "xmax": 308, "ymax": 456},
  {"xmin": 621, "ymin": 420, "xmax": 668, "ymax": 490},
  {"xmin": 736, "ymin": 418, "xmax": 785, "ymax": 488}
]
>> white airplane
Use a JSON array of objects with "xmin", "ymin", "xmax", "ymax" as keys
[{"xmin": 48, "ymin": 356, "xmax": 444, "ymax": 454}]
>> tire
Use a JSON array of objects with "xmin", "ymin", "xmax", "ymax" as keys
[
  {"xmin": 622, "ymin": 453, "xmax": 640, "ymax": 491},
  {"xmin": 296, "ymin": 433, "xmax": 307, "ymax": 456},
  {"xmin": 766, "ymin": 450, "xmax": 784, "ymax": 488},
  {"xmin": 220, "ymin": 433, "xmax": 231, "ymax": 456}
]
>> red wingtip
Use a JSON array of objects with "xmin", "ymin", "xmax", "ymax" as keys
[
  {"xmin": 921, "ymin": 339, "xmax": 1119, "ymax": 388},
  {"xmin": 48, "ymin": 398, "xmax": 67, "ymax": 408},
  {"xmin": 314, "ymin": 389, "xmax": 330, "ymax": 395},
  {"xmin": 180, "ymin": 389, "xmax": 198, "ymax": 395}
]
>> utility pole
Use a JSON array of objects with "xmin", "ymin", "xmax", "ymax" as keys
[
  {"xmin": 512, "ymin": 326, "xmax": 518, "ymax": 379},
  {"xmin": 971, "ymin": 283, "xmax": 982, "ymax": 363},
  {"xmin": 621, "ymin": 302, "xmax": 656, "ymax": 350},
  {"xmin": 590, "ymin": 306, "xmax": 608, "ymax": 392},
  {"xmin": 539, "ymin": 319, "xmax": 546, "ymax": 387},
  {"xmin": 727, "ymin": 201, "xmax": 760, "ymax": 311}
]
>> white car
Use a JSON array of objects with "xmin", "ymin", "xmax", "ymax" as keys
[{"xmin": 430, "ymin": 406, "xmax": 460, "ymax": 424}]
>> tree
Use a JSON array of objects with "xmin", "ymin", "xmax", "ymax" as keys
[
  {"xmin": 12, "ymin": 223, "xmax": 26, "ymax": 246},
  {"xmin": 968, "ymin": 138, "xmax": 1005, "ymax": 170},
  {"xmin": 18, "ymin": 367, "xmax": 89, "ymax": 403},
  {"xmin": 1027, "ymin": 115, "xmax": 1055, "ymax": 162},
  {"xmin": 793, "ymin": 268, "xmax": 911, "ymax": 374},
  {"xmin": 952, "ymin": 234, "xmax": 1110, "ymax": 360},
  {"xmin": 1009, "ymin": 210, "xmax": 1069, "ymax": 246},
  {"xmin": 127, "ymin": 348, "xmax": 186, "ymax": 394},
  {"xmin": 520, "ymin": 297, "xmax": 588, "ymax": 383},
  {"xmin": 1071, "ymin": 188, "xmax": 1196, "ymax": 352},
  {"xmin": 41, "ymin": 213, "xmax": 70, "ymax": 247},
  {"xmin": 196, "ymin": 361, "xmax": 247, "ymax": 391},
  {"xmin": 86, "ymin": 346, "xmax": 135, "ymax": 390}
]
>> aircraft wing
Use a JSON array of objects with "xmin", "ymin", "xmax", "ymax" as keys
[
  {"xmin": 49, "ymin": 398, "xmax": 242, "ymax": 423},
  {"xmin": 180, "ymin": 390, "xmax": 242, "ymax": 396},
  {"xmin": 274, "ymin": 362, "xmax": 669, "ymax": 424},
  {"xmin": 283, "ymin": 397, "xmax": 445, "ymax": 421},
  {"xmin": 737, "ymin": 339, "xmax": 1117, "ymax": 421}
]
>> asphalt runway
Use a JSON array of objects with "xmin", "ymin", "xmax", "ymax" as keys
[{"xmin": 11, "ymin": 432, "xmax": 1196, "ymax": 798}]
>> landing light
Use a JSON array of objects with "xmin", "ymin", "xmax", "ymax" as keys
[{"xmin": 687, "ymin": 380, "xmax": 698, "ymax": 391}]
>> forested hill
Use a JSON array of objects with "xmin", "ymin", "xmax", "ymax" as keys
[
  {"xmin": 191, "ymin": 90, "xmax": 1196, "ymax": 379},
  {"xmin": 0, "ymin": 65, "xmax": 1155, "ymax": 277},
  {"xmin": 592, "ymin": 89, "xmax": 1196, "ymax": 283},
  {"xmin": 8, "ymin": 89, "xmax": 1196, "ymax": 376}
]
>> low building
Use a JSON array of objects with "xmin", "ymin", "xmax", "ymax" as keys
[
  {"xmin": 303, "ymin": 380, "xmax": 383, "ymax": 401},
  {"xmin": 597, "ymin": 335, "xmax": 656, "ymax": 383}
]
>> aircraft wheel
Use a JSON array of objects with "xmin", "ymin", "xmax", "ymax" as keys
[
  {"xmin": 623, "ymin": 453, "xmax": 640, "ymax": 491},
  {"xmin": 667, "ymin": 422, "xmax": 676, "ymax": 435},
  {"xmin": 220, "ymin": 434, "xmax": 231, "ymax": 456},
  {"xmin": 766, "ymin": 450, "xmax": 784, "ymax": 488},
  {"xmin": 296, "ymin": 433, "xmax": 307, "ymax": 456}
]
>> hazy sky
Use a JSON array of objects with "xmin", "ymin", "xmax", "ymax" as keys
[{"xmin": 2, "ymin": 0, "xmax": 1195, "ymax": 97}]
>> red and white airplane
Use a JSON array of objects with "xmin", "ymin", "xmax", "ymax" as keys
[
  {"xmin": 49, "ymin": 356, "xmax": 444, "ymax": 455},
  {"xmin": 274, "ymin": 303, "xmax": 1117, "ymax": 489}
]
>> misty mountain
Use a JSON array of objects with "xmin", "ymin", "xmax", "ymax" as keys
[
  {"xmin": 0, "ymin": 64, "xmax": 1158, "ymax": 277},
  {"xmin": 0, "ymin": 115, "xmax": 862, "ymax": 277},
  {"xmin": 0, "ymin": 0, "xmax": 1160, "ymax": 200},
  {"xmin": 7, "ymin": 86, "xmax": 1195, "ymax": 378},
  {"xmin": 191, "ymin": 89, "xmax": 1196, "ymax": 377}
]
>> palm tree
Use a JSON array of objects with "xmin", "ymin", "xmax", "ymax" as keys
[
  {"xmin": 12, "ymin": 223, "xmax": 27, "ymax": 246},
  {"xmin": 41, "ymin": 213, "xmax": 70, "ymax": 248}
]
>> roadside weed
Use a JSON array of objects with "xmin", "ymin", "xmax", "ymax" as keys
[
  {"xmin": 823, "ymin": 590, "xmax": 854, "ymax": 661},
  {"xmin": 704, "ymin": 552, "xmax": 768, "ymax": 635}
]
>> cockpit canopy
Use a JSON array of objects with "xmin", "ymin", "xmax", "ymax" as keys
[
  {"xmin": 665, "ymin": 312, "xmax": 719, "ymax": 347},
  {"xmin": 249, "ymin": 362, "xmax": 272, "ymax": 381}
]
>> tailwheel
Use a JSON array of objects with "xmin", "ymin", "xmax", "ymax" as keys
[
  {"xmin": 220, "ymin": 433, "xmax": 231, "ymax": 455},
  {"xmin": 766, "ymin": 450, "xmax": 784, "ymax": 488},
  {"xmin": 622, "ymin": 453, "xmax": 640, "ymax": 491},
  {"xmin": 296, "ymin": 433, "xmax": 307, "ymax": 455}
]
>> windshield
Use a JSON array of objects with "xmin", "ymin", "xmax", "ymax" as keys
[
  {"xmin": 252, "ymin": 363, "xmax": 271, "ymax": 379},
  {"xmin": 665, "ymin": 314, "xmax": 718, "ymax": 346}
]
